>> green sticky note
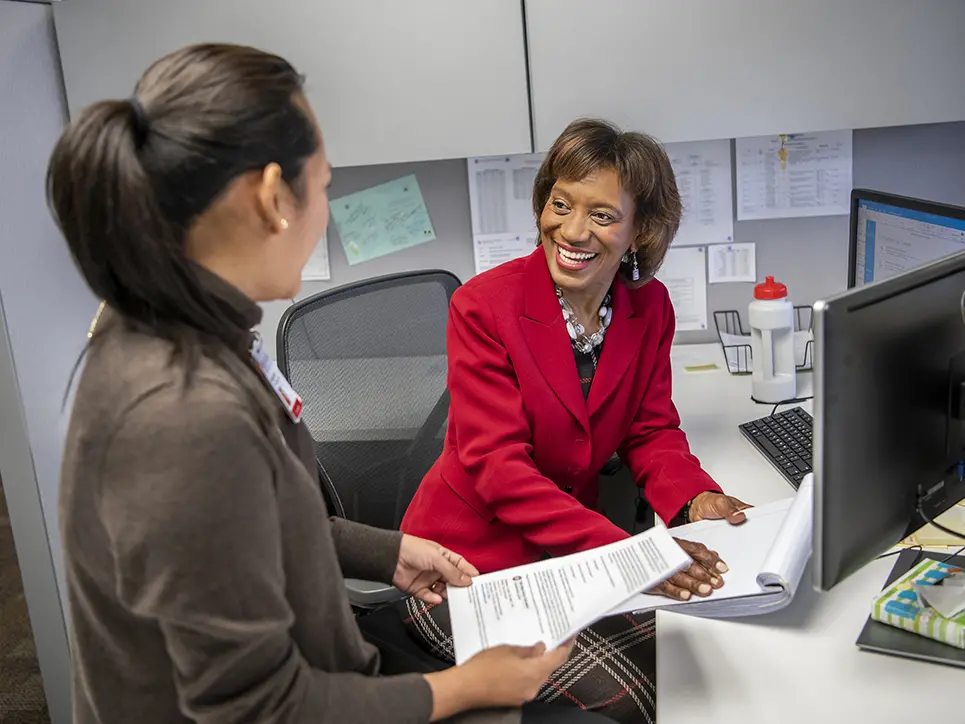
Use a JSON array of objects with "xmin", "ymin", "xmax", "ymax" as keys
[{"xmin": 330, "ymin": 174, "xmax": 436, "ymax": 265}]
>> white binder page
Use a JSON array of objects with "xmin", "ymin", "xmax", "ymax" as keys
[
  {"xmin": 757, "ymin": 475, "xmax": 813, "ymax": 593},
  {"xmin": 609, "ymin": 479, "xmax": 816, "ymax": 619},
  {"xmin": 611, "ymin": 500, "xmax": 793, "ymax": 617}
]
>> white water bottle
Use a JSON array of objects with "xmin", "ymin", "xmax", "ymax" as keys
[{"xmin": 749, "ymin": 276, "xmax": 796, "ymax": 403}]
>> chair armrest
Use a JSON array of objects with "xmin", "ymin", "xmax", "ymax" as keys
[{"xmin": 345, "ymin": 578, "xmax": 406, "ymax": 608}]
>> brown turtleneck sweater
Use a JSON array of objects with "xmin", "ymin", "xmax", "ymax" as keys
[{"xmin": 59, "ymin": 270, "xmax": 434, "ymax": 723}]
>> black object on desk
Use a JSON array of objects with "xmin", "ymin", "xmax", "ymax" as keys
[
  {"xmin": 738, "ymin": 407, "xmax": 813, "ymax": 489},
  {"xmin": 855, "ymin": 549, "xmax": 965, "ymax": 669}
]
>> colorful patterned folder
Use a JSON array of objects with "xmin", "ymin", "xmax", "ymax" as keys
[{"xmin": 871, "ymin": 558, "xmax": 965, "ymax": 649}]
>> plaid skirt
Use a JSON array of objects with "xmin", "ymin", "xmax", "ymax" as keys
[{"xmin": 397, "ymin": 597, "xmax": 658, "ymax": 724}]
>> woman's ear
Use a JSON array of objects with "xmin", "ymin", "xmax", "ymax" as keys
[{"xmin": 254, "ymin": 162, "xmax": 290, "ymax": 234}]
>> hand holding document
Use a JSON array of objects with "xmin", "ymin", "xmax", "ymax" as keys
[{"xmin": 448, "ymin": 526, "xmax": 691, "ymax": 665}]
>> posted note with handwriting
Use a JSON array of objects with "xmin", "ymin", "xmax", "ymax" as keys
[{"xmin": 330, "ymin": 174, "xmax": 436, "ymax": 266}]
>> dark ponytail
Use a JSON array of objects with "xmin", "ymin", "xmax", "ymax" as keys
[{"xmin": 46, "ymin": 43, "xmax": 319, "ymax": 354}]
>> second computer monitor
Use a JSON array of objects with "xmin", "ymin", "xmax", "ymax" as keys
[
  {"xmin": 814, "ymin": 248, "xmax": 965, "ymax": 592},
  {"xmin": 849, "ymin": 189, "xmax": 965, "ymax": 289}
]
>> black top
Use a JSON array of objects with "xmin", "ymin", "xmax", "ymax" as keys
[{"xmin": 573, "ymin": 340, "xmax": 603, "ymax": 399}]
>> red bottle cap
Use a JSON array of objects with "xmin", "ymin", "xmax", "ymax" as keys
[{"xmin": 754, "ymin": 276, "xmax": 788, "ymax": 300}]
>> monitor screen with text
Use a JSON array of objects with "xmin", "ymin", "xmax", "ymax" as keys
[{"xmin": 854, "ymin": 199, "xmax": 965, "ymax": 287}]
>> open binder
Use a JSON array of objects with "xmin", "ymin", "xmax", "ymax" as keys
[{"xmin": 612, "ymin": 474, "xmax": 813, "ymax": 618}]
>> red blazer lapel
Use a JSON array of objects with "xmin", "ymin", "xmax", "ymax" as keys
[
  {"xmin": 519, "ymin": 252, "xmax": 590, "ymax": 434},
  {"xmin": 587, "ymin": 280, "xmax": 647, "ymax": 418}
]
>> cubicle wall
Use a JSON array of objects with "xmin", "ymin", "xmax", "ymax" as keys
[
  {"xmin": 256, "ymin": 121, "xmax": 965, "ymax": 354},
  {"xmin": 0, "ymin": 4, "xmax": 92, "ymax": 721}
]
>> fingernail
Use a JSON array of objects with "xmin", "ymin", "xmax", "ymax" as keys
[
  {"xmin": 680, "ymin": 590, "xmax": 692, "ymax": 600},
  {"xmin": 716, "ymin": 561, "xmax": 729, "ymax": 573},
  {"xmin": 712, "ymin": 576, "xmax": 722, "ymax": 586},
  {"xmin": 699, "ymin": 584, "xmax": 712, "ymax": 595},
  {"xmin": 461, "ymin": 575, "xmax": 471, "ymax": 584}
]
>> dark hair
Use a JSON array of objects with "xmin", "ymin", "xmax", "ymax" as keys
[
  {"xmin": 532, "ymin": 118, "xmax": 682, "ymax": 285},
  {"xmin": 46, "ymin": 43, "xmax": 319, "ymax": 353}
]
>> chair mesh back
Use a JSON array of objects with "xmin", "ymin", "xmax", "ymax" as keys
[{"xmin": 278, "ymin": 271, "xmax": 459, "ymax": 530}]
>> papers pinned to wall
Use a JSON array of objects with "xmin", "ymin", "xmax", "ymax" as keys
[
  {"xmin": 473, "ymin": 233, "xmax": 538, "ymax": 277},
  {"xmin": 301, "ymin": 232, "xmax": 331, "ymax": 281},
  {"xmin": 736, "ymin": 130, "xmax": 852, "ymax": 220},
  {"xmin": 467, "ymin": 153, "xmax": 545, "ymax": 275},
  {"xmin": 665, "ymin": 139, "xmax": 735, "ymax": 247},
  {"xmin": 330, "ymin": 174, "xmax": 436, "ymax": 266},
  {"xmin": 708, "ymin": 242, "xmax": 756, "ymax": 284},
  {"xmin": 656, "ymin": 246, "xmax": 708, "ymax": 332}
]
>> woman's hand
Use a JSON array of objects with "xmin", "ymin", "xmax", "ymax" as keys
[
  {"xmin": 426, "ymin": 641, "xmax": 575, "ymax": 720},
  {"xmin": 649, "ymin": 492, "xmax": 752, "ymax": 601},
  {"xmin": 688, "ymin": 491, "xmax": 751, "ymax": 525},
  {"xmin": 651, "ymin": 538, "xmax": 728, "ymax": 601},
  {"xmin": 392, "ymin": 534, "xmax": 479, "ymax": 604}
]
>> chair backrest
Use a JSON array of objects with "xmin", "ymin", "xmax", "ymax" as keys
[{"xmin": 277, "ymin": 270, "xmax": 460, "ymax": 530}]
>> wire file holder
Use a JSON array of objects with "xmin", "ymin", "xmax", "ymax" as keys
[{"xmin": 713, "ymin": 306, "xmax": 815, "ymax": 375}]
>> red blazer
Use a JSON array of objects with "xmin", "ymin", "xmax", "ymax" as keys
[{"xmin": 401, "ymin": 250, "xmax": 721, "ymax": 573}]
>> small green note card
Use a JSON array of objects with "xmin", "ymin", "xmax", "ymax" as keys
[{"xmin": 331, "ymin": 174, "xmax": 436, "ymax": 265}]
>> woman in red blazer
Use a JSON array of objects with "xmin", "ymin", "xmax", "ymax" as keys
[{"xmin": 400, "ymin": 119, "xmax": 749, "ymax": 723}]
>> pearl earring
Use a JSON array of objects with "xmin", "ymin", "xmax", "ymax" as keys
[{"xmin": 279, "ymin": 218, "xmax": 289, "ymax": 230}]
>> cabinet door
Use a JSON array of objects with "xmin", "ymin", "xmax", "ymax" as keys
[
  {"xmin": 525, "ymin": 0, "xmax": 965, "ymax": 149},
  {"xmin": 54, "ymin": 0, "xmax": 532, "ymax": 166}
]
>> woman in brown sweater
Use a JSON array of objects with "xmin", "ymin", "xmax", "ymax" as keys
[{"xmin": 50, "ymin": 43, "xmax": 611, "ymax": 724}]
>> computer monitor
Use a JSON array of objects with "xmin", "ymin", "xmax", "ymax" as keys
[
  {"xmin": 813, "ymin": 247, "xmax": 965, "ymax": 592},
  {"xmin": 849, "ymin": 189, "xmax": 965, "ymax": 289}
]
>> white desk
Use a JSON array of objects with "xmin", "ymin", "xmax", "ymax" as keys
[{"xmin": 661, "ymin": 343, "xmax": 961, "ymax": 724}]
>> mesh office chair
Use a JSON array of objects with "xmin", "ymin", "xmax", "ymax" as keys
[{"xmin": 277, "ymin": 270, "xmax": 460, "ymax": 608}]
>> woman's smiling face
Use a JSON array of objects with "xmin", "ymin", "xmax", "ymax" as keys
[{"xmin": 539, "ymin": 167, "xmax": 637, "ymax": 299}]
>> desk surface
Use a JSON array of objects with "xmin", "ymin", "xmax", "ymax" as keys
[{"xmin": 662, "ymin": 343, "xmax": 960, "ymax": 723}]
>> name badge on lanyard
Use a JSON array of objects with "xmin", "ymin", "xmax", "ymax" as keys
[{"xmin": 250, "ymin": 334, "xmax": 303, "ymax": 423}]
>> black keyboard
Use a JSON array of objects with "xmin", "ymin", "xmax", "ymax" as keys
[{"xmin": 738, "ymin": 407, "xmax": 813, "ymax": 489}]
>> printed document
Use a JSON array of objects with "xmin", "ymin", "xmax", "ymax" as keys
[
  {"xmin": 666, "ymin": 139, "xmax": 735, "ymax": 248},
  {"xmin": 467, "ymin": 153, "xmax": 545, "ymax": 275},
  {"xmin": 655, "ymin": 246, "xmax": 708, "ymax": 332},
  {"xmin": 613, "ymin": 475, "xmax": 813, "ymax": 618},
  {"xmin": 301, "ymin": 232, "xmax": 331, "ymax": 281},
  {"xmin": 708, "ymin": 242, "xmax": 756, "ymax": 284},
  {"xmin": 448, "ymin": 526, "xmax": 691, "ymax": 665},
  {"xmin": 736, "ymin": 131, "xmax": 852, "ymax": 220}
]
